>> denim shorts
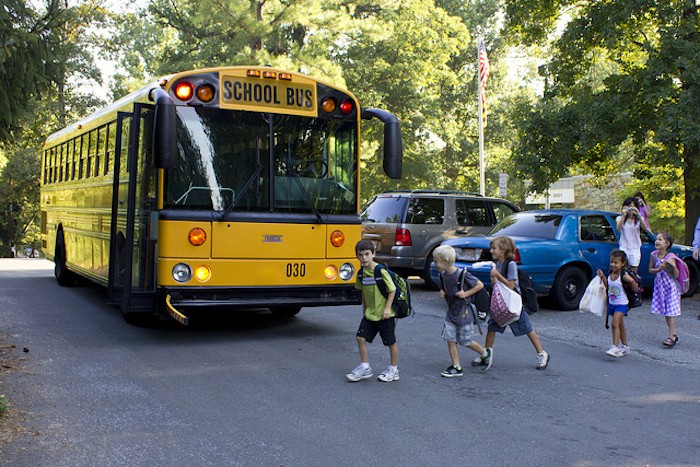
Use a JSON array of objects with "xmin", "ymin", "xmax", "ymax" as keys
[
  {"xmin": 357, "ymin": 317, "xmax": 397, "ymax": 346},
  {"xmin": 487, "ymin": 309, "xmax": 534, "ymax": 337},
  {"xmin": 607, "ymin": 304, "xmax": 629, "ymax": 316},
  {"xmin": 441, "ymin": 322, "xmax": 476, "ymax": 346}
]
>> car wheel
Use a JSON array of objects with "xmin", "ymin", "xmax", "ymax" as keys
[
  {"xmin": 550, "ymin": 266, "xmax": 587, "ymax": 310},
  {"xmin": 422, "ymin": 251, "xmax": 439, "ymax": 291},
  {"xmin": 682, "ymin": 260, "xmax": 698, "ymax": 297}
]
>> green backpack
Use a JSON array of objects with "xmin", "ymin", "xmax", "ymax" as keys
[{"xmin": 363, "ymin": 264, "xmax": 413, "ymax": 319}]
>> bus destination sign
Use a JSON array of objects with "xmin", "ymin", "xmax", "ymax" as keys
[{"xmin": 221, "ymin": 75, "xmax": 317, "ymax": 117}]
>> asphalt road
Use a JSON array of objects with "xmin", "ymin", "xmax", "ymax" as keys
[{"xmin": 1, "ymin": 259, "xmax": 699, "ymax": 466}]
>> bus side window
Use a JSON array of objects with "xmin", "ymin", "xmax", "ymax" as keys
[
  {"xmin": 67, "ymin": 139, "xmax": 74, "ymax": 181},
  {"xmin": 58, "ymin": 143, "xmax": 65, "ymax": 182},
  {"xmin": 49, "ymin": 147, "xmax": 55, "ymax": 183},
  {"xmin": 79, "ymin": 134, "xmax": 87, "ymax": 179},
  {"xmin": 63, "ymin": 142, "xmax": 70, "ymax": 182},
  {"xmin": 87, "ymin": 130, "xmax": 97, "ymax": 178},
  {"xmin": 96, "ymin": 125, "xmax": 107, "ymax": 177},
  {"xmin": 119, "ymin": 118, "xmax": 130, "ymax": 176},
  {"xmin": 106, "ymin": 122, "xmax": 116, "ymax": 175}
]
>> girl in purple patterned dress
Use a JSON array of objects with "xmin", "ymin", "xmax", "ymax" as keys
[{"xmin": 649, "ymin": 232, "xmax": 681, "ymax": 347}]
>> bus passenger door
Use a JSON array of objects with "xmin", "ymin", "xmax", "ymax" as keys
[{"xmin": 108, "ymin": 106, "xmax": 157, "ymax": 317}]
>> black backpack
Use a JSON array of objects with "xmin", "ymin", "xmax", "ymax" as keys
[
  {"xmin": 503, "ymin": 259, "xmax": 539, "ymax": 314},
  {"xmin": 623, "ymin": 268, "xmax": 643, "ymax": 308},
  {"xmin": 363, "ymin": 264, "xmax": 413, "ymax": 319},
  {"xmin": 438, "ymin": 268, "xmax": 488, "ymax": 332}
]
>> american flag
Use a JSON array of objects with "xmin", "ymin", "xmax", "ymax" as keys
[{"xmin": 478, "ymin": 38, "xmax": 490, "ymax": 125}]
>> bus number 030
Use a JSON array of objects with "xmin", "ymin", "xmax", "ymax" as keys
[{"xmin": 286, "ymin": 263, "xmax": 306, "ymax": 277}]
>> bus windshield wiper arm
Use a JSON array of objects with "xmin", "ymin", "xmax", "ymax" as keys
[
  {"xmin": 288, "ymin": 168, "xmax": 323, "ymax": 224},
  {"xmin": 221, "ymin": 137, "xmax": 263, "ymax": 219}
]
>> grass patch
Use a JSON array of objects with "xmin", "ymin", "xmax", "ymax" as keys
[{"xmin": 0, "ymin": 394, "xmax": 8, "ymax": 417}]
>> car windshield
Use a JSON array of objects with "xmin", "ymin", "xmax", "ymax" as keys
[
  {"xmin": 164, "ymin": 107, "xmax": 357, "ymax": 214},
  {"xmin": 489, "ymin": 212, "xmax": 563, "ymax": 239}
]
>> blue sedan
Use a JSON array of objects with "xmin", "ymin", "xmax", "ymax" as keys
[{"xmin": 431, "ymin": 209, "xmax": 699, "ymax": 310}]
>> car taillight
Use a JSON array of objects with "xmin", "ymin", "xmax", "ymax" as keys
[
  {"xmin": 514, "ymin": 247, "xmax": 521, "ymax": 263},
  {"xmin": 395, "ymin": 228, "xmax": 412, "ymax": 246}
]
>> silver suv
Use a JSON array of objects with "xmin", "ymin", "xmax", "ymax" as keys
[{"xmin": 360, "ymin": 190, "xmax": 519, "ymax": 289}]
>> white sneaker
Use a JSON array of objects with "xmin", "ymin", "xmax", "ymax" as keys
[
  {"xmin": 377, "ymin": 367, "xmax": 399, "ymax": 382},
  {"xmin": 620, "ymin": 344, "xmax": 630, "ymax": 356},
  {"xmin": 346, "ymin": 365, "xmax": 372, "ymax": 382},
  {"xmin": 536, "ymin": 351, "xmax": 549, "ymax": 370},
  {"xmin": 606, "ymin": 346, "xmax": 623, "ymax": 358}
]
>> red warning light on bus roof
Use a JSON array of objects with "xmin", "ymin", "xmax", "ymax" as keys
[
  {"xmin": 339, "ymin": 99, "xmax": 354, "ymax": 114},
  {"xmin": 174, "ymin": 81, "xmax": 194, "ymax": 101}
]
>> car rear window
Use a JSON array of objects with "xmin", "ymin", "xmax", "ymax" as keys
[
  {"xmin": 407, "ymin": 197, "xmax": 444, "ymax": 225},
  {"xmin": 456, "ymin": 199, "xmax": 490, "ymax": 226},
  {"xmin": 361, "ymin": 196, "xmax": 409, "ymax": 223},
  {"xmin": 489, "ymin": 213, "xmax": 562, "ymax": 239}
]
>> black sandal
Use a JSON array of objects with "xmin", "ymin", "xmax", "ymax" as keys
[{"xmin": 662, "ymin": 337, "xmax": 676, "ymax": 347}]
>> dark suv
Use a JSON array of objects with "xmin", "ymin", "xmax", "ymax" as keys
[{"xmin": 360, "ymin": 190, "xmax": 519, "ymax": 289}]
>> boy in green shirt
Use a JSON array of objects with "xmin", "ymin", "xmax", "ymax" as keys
[{"xmin": 346, "ymin": 240, "xmax": 400, "ymax": 382}]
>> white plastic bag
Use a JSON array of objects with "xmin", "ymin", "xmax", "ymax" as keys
[
  {"xmin": 490, "ymin": 281, "xmax": 522, "ymax": 327},
  {"xmin": 579, "ymin": 276, "xmax": 607, "ymax": 317}
]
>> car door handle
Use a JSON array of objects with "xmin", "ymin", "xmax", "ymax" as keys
[{"xmin": 587, "ymin": 248, "xmax": 597, "ymax": 253}]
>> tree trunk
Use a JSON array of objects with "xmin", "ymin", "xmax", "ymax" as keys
[{"xmin": 684, "ymin": 143, "xmax": 700, "ymax": 245}]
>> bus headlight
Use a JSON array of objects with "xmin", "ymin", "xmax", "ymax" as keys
[
  {"xmin": 172, "ymin": 263, "xmax": 192, "ymax": 283},
  {"xmin": 339, "ymin": 263, "xmax": 354, "ymax": 281}
]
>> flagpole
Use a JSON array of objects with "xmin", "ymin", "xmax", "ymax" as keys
[{"xmin": 477, "ymin": 35, "xmax": 485, "ymax": 197}]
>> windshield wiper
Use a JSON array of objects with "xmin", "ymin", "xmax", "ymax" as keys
[
  {"xmin": 285, "ymin": 138, "xmax": 323, "ymax": 223},
  {"xmin": 220, "ymin": 137, "xmax": 263, "ymax": 219}
]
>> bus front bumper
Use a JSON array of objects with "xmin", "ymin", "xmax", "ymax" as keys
[{"xmin": 162, "ymin": 285, "xmax": 361, "ymax": 309}]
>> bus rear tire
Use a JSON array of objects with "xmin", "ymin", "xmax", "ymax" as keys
[
  {"xmin": 270, "ymin": 306, "xmax": 301, "ymax": 319},
  {"xmin": 55, "ymin": 231, "xmax": 77, "ymax": 287}
]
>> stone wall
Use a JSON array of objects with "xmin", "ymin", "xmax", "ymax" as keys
[
  {"xmin": 526, "ymin": 173, "xmax": 634, "ymax": 211},
  {"xmin": 573, "ymin": 173, "xmax": 633, "ymax": 211}
]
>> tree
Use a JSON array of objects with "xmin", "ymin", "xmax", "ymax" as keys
[
  {"xmin": 0, "ymin": 0, "xmax": 106, "ymax": 255},
  {"xmin": 505, "ymin": 0, "xmax": 700, "ymax": 243},
  {"xmin": 0, "ymin": 0, "xmax": 65, "ymax": 143},
  {"xmin": 0, "ymin": 148, "xmax": 41, "ymax": 257}
]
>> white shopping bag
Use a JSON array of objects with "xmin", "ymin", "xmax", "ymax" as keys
[
  {"xmin": 490, "ymin": 281, "xmax": 523, "ymax": 327},
  {"xmin": 579, "ymin": 276, "xmax": 607, "ymax": 317}
]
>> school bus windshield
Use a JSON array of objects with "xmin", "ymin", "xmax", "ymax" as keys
[{"xmin": 165, "ymin": 106, "xmax": 358, "ymax": 214}]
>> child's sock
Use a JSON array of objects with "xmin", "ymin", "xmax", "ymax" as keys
[
  {"xmin": 360, "ymin": 362, "xmax": 370, "ymax": 370},
  {"xmin": 388, "ymin": 365, "xmax": 398, "ymax": 372}
]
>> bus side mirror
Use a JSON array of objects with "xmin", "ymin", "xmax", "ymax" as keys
[
  {"xmin": 362, "ymin": 108, "xmax": 403, "ymax": 179},
  {"xmin": 151, "ymin": 88, "xmax": 177, "ymax": 169}
]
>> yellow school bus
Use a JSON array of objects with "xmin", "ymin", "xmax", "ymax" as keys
[{"xmin": 40, "ymin": 66, "xmax": 402, "ymax": 324}]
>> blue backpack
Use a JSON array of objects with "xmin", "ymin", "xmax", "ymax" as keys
[{"xmin": 361, "ymin": 264, "xmax": 413, "ymax": 318}]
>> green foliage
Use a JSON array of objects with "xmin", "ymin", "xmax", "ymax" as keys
[
  {"xmin": 0, "ymin": 146, "xmax": 41, "ymax": 257},
  {"xmin": 0, "ymin": 0, "xmax": 64, "ymax": 142},
  {"xmin": 0, "ymin": 394, "xmax": 8, "ymax": 417},
  {"xmin": 505, "ymin": 0, "xmax": 699, "ymax": 241}
]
